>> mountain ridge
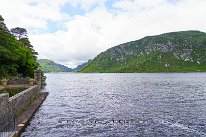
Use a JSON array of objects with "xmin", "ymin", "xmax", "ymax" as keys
[
  {"xmin": 81, "ymin": 30, "xmax": 206, "ymax": 72},
  {"xmin": 38, "ymin": 59, "xmax": 90, "ymax": 73},
  {"xmin": 37, "ymin": 59, "xmax": 73, "ymax": 73}
]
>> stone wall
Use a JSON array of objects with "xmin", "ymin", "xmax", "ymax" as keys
[
  {"xmin": 7, "ymin": 78, "xmax": 29, "ymax": 85},
  {"xmin": 34, "ymin": 69, "xmax": 42, "ymax": 88},
  {"xmin": 0, "ymin": 94, "xmax": 10, "ymax": 129},
  {"xmin": 9, "ymin": 85, "xmax": 40, "ymax": 116},
  {"xmin": 0, "ymin": 86, "xmax": 40, "ymax": 129},
  {"xmin": 1, "ymin": 70, "xmax": 43, "ymax": 87}
]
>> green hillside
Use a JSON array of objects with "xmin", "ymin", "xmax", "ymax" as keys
[
  {"xmin": 81, "ymin": 30, "xmax": 206, "ymax": 72},
  {"xmin": 38, "ymin": 59, "xmax": 72, "ymax": 73}
]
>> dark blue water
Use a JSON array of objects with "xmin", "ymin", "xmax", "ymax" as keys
[{"xmin": 22, "ymin": 73, "xmax": 206, "ymax": 137}]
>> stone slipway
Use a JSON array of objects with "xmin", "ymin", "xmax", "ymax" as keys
[{"xmin": 12, "ymin": 92, "xmax": 48, "ymax": 137}]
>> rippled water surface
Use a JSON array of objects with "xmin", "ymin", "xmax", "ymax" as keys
[{"xmin": 22, "ymin": 73, "xmax": 206, "ymax": 137}]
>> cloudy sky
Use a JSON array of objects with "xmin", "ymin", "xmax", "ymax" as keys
[{"xmin": 0, "ymin": 0, "xmax": 206, "ymax": 68}]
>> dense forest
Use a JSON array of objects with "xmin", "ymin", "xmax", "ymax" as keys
[{"xmin": 0, "ymin": 15, "xmax": 39, "ymax": 78}]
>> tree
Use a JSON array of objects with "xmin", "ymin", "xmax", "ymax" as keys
[
  {"xmin": 0, "ymin": 15, "xmax": 9, "ymax": 32},
  {"xmin": 0, "ymin": 15, "xmax": 3, "ymax": 21},
  {"xmin": 0, "ymin": 16, "xmax": 39, "ymax": 78},
  {"xmin": 19, "ymin": 37, "xmax": 38, "ymax": 60},
  {"xmin": 0, "ymin": 28, "xmax": 39, "ymax": 77},
  {"xmin": 11, "ymin": 27, "xmax": 38, "ymax": 60},
  {"xmin": 10, "ymin": 27, "xmax": 27, "ymax": 40},
  {"xmin": 0, "ymin": 28, "xmax": 24, "ymax": 77}
]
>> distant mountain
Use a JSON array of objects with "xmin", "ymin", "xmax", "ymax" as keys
[
  {"xmin": 73, "ymin": 60, "xmax": 92, "ymax": 72},
  {"xmin": 38, "ymin": 59, "xmax": 72, "ymax": 73},
  {"xmin": 81, "ymin": 30, "xmax": 206, "ymax": 72}
]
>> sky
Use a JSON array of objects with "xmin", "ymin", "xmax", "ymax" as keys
[{"xmin": 0, "ymin": 0, "xmax": 206, "ymax": 68}]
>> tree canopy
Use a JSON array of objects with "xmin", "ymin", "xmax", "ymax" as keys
[
  {"xmin": 11, "ymin": 27, "xmax": 27, "ymax": 40},
  {"xmin": 0, "ymin": 15, "xmax": 9, "ymax": 32},
  {"xmin": 0, "ymin": 15, "xmax": 39, "ymax": 78}
]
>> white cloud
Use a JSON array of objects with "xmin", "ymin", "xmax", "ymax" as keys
[
  {"xmin": 0, "ymin": 0, "xmax": 67, "ymax": 29},
  {"xmin": 1, "ymin": 0, "xmax": 206, "ymax": 68},
  {"xmin": 66, "ymin": 0, "xmax": 106, "ymax": 11}
]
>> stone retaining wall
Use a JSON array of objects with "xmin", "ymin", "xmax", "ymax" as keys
[
  {"xmin": 0, "ymin": 86, "xmax": 40, "ymax": 129},
  {"xmin": 9, "ymin": 85, "xmax": 40, "ymax": 116},
  {"xmin": 0, "ymin": 94, "xmax": 10, "ymax": 129},
  {"xmin": 8, "ymin": 78, "xmax": 29, "ymax": 85}
]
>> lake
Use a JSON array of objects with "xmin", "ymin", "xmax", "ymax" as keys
[{"xmin": 21, "ymin": 73, "xmax": 206, "ymax": 137}]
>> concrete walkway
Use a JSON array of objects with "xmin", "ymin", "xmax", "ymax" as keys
[{"xmin": 13, "ymin": 92, "xmax": 48, "ymax": 137}]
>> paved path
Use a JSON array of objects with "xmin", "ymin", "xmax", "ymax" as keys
[{"xmin": 13, "ymin": 92, "xmax": 48, "ymax": 137}]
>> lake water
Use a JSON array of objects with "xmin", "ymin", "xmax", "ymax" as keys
[{"xmin": 21, "ymin": 73, "xmax": 206, "ymax": 137}]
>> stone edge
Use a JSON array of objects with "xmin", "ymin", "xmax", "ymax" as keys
[{"xmin": 12, "ymin": 92, "xmax": 49, "ymax": 137}]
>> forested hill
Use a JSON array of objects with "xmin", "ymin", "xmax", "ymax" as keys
[
  {"xmin": 0, "ymin": 15, "xmax": 38, "ymax": 78},
  {"xmin": 38, "ymin": 59, "xmax": 73, "ymax": 73},
  {"xmin": 81, "ymin": 31, "xmax": 206, "ymax": 72}
]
